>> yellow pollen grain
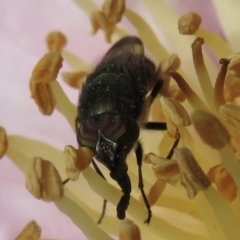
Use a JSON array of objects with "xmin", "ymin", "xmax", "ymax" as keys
[{"xmin": 178, "ymin": 12, "xmax": 202, "ymax": 35}]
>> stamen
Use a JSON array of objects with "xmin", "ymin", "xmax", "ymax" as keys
[
  {"xmin": 15, "ymin": 220, "xmax": 41, "ymax": 240},
  {"xmin": 235, "ymin": 151, "xmax": 240, "ymax": 160},
  {"xmin": 143, "ymin": 153, "xmax": 180, "ymax": 186},
  {"xmin": 62, "ymin": 50, "xmax": 90, "ymax": 72},
  {"xmin": 55, "ymin": 189, "xmax": 113, "ymax": 240},
  {"xmin": 214, "ymin": 59, "xmax": 229, "ymax": 109},
  {"xmin": 192, "ymin": 110, "xmax": 230, "ymax": 149},
  {"xmin": 195, "ymin": 28, "xmax": 233, "ymax": 58},
  {"xmin": 174, "ymin": 148, "xmax": 211, "ymax": 199},
  {"xmin": 46, "ymin": 31, "xmax": 67, "ymax": 52},
  {"xmin": 50, "ymin": 81, "xmax": 76, "ymax": 131},
  {"xmin": 61, "ymin": 71, "xmax": 88, "ymax": 88},
  {"xmin": 224, "ymin": 75, "xmax": 240, "ymax": 102},
  {"xmin": 160, "ymin": 96, "xmax": 191, "ymax": 139},
  {"xmin": 30, "ymin": 52, "xmax": 63, "ymax": 83},
  {"xmin": 227, "ymin": 52, "xmax": 240, "ymax": 78},
  {"xmin": 90, "ymin": 11, "xmax": 115, "ymax": 42},
  {"xmin": 207, "ymin": 164, "xmax": 237, "ymax": 202},
  {"xmin": 144, "ymin": 179, "xmax": 166, "ymax": 206},
  {"xmin": 102, "ymin": 0, "xmax": 125, "ymax": 24},
  {"xmin": 191, "ymin": 38, "xmax": 215, "ymax": 111},
  {"xmin": 119, "ymin": 219, "xmax": 141, "ymax": 240},
  {"xmin": 166, "ymin": 68, "xmax": 208, "ymax": 111},
  {"xmin": 25, "ymin": 157, "xmax": 64, "ymax": 201},
  {"xmin": 0, "ymin": 126, "xmax": 8, "ymax": 159},
  {"xmin": 219, "ymin": 104, "xmax": 240, "ymax": 132},
  {"xmin": 64, "ymin": 145, "xmax": 92, "ymax": 181},
  {"xmin": 167, "ymin": 84, "xmax": 186, "ymax": 102},
  {"xmin": 178, "ymin": 12, "xmax": 201, "ymax": 35},
  {"xmin": 124, "ymin": 9, "xmax": 168, "ymax": 62},
  {"xmin": 157, "ymin": 54, "xmax": 181, "ymax": 96},
  {"xmin": 192, "ymin": 110, "xmax": 240, "ymax": 190},
  {"xmin": 160, "ymin": 96, "xmax": 191, "ymax": 126},
  {"xmin": 30, "ymin": 80, "xmax": 56, "ymax": 115}
]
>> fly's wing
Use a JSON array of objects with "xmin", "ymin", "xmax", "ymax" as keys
[{"xmin": 100, "ymin": 36, "xmax": 144, "ymax": 67}]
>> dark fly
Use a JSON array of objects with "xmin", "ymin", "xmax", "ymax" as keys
[{"xmin": 75, "ymin": 36, "xmax": 173, "ymax": 224}]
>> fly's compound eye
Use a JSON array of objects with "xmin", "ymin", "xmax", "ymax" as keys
[
  {"xmin": 77, "ymin": 118, "xmax": 98, "ymax": 149},
  {"xmin": 98, "ymin": 113, "xmax": 139, "ymax": 148}
]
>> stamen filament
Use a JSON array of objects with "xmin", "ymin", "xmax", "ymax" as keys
[
  {"xmin": 212, "ymin": 0, "xmax": 240, "ymax": 51},
  {"xmin": 167, "ymin": 69, "xmax": 209, "ymax": 111},
  {"xmin": 55, "ymin": 190, "xmax": 113, "ymax": 240},
  {"xmin": 50, "ymin": 81, "xmax": 76, "ymax": 131},
  {"xmin": 196, "ymin": 28, "xmax": 233, "ymax": 58},
  {"xmin": 203, "ymin": 186, "xmax": 240, "ymax": 240},
  {"xmin": 219, "ymin": 145, "xmax": 240, "ymax": 191},
  {"xmin": 191, "ymin": 38, "xmax": 215, "ymax": 112},
  {"xmin": 72, "ymin": 0, "xmax": 98, "ymax": 14},
  {"xmin": 124, "ymin": 9, "xmax": 168, "ymax": 61},
  {"xmin": 62, "ymin": 50, "xmax": 90, "ymax": 72},
  {"xmin": 214, "ymin": 59, "xmax": 229, "ymax": 109}
]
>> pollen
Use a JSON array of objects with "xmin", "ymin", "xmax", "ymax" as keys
[
  {"xmin": 25, "ymin": 157, "xmax": 64, "ymax": 201},
  {"xmin": 0, "ymin": 126, "xmax": 8, "ymax": 159},
  {"xmin": 178, "ymin": 12, "xmax": 201, "ymax": 35}
]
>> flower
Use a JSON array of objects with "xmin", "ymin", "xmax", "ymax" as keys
[{"xmin": 1, "ymin": 0, "xmax": 240, "ymax": 239}]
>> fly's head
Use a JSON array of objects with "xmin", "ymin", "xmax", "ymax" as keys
[{"xmin": 76, "ymin": 113, "xmax": 140, "ymax": 220}]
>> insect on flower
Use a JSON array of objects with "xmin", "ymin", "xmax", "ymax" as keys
[{"xmin": 75, "ymin": 36, "xmax": 177, "ymax": 224}]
